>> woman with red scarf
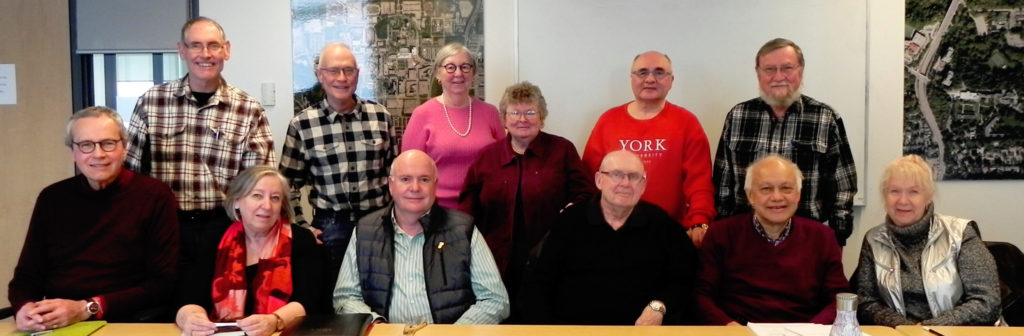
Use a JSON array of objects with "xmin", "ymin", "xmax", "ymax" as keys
[{"xmin": 176, "ymin": 166, "xmax": 329, "ymax": 336}]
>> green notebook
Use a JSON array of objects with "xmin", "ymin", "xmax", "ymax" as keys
[{"xmin": 15, "ymin": 321, "xmax": 106, "ymax": 336}]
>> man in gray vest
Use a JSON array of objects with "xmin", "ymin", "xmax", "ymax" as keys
[{"xmin": 333, "ymin": 150, "xmax": 509, "ymax": 324}]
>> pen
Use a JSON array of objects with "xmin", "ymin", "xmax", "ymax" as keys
[
  {"xmin": 29, "ymin": 330, "xmax": 54, "ymax": 336},
  {"xmin": 922, "ymin": 326, "xmax": 945, "ymax": 336}
]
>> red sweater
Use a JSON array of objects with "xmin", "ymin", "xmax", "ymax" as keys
[
  {"xmin": 695, "ymin": 213, "xmax": 848, "ymax": 325},
  {"xmin": 582, "ymin": 102, "xmax": 715, "ymax": 228}
]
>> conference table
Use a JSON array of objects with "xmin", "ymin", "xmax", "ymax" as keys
[
  {"xmin": 895, "ymin": 325, "xmax": 1024, "ymax": 336},
  {"xmin": 0, "ymin": 320, "xmax": 910, "ymax": 336}
]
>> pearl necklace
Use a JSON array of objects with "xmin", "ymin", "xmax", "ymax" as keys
[{"xmin": 440, "ymin": 96, "xmax": 472, "ymax": 137}]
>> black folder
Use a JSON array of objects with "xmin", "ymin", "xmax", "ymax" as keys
[{"xmin": 281, "ymin": 313, "xmax": 374, "ymax": 336}]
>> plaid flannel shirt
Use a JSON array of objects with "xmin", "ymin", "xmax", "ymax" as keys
[
  {"xmin": 124, "ymin": 76, "xmax": 276, "ymax": 211},
  {"xmin": 713, "ymin": 95, "xmax": 857, "ymax": 244},
  {"xmin": 279, "ymin": 97, "xmax": 397, "ymax": 226}
]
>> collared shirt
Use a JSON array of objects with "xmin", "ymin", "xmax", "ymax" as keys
[
  {"xmin": 752, "ymin": 216, "xmax": 793, "ymax": 246},
  {"xmin": 713, "ymin": 95, "xmax": 857, "ymax": 244},
  {"xmin": 279, "ymin": 96, "xmax": 397, "ymax": 225},
  {"xmin": 333, "ymin": 209, "xmax": 509, "ymax": 324},
  {"xmin": 124, "ymin": 75, "xmax": 275, "ymax": 211}
]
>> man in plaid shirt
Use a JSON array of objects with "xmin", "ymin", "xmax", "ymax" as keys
[
  {"xmin": 125, "ymin": 17, "xmax": 275, "ymax": 264},
  {"xmin": 279, "ymin": 43, "xmax": 398, "ymax": 272},
  {"xmin": 712, "ymin": 38, "xmax": 857, "ymax": 246}
]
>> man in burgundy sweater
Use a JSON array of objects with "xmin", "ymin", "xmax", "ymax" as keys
[
  {"xmin": 8, "ymin": 107, "xmax": 179, "ymax": 332},
  {"xmin": 696, "ymin": 155, "xmax": 848, "ymax": 325}
]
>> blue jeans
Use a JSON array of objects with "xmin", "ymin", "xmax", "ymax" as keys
[{"xmin": 312, "ymin": 213, "xmax": 357, "ymax": 263}]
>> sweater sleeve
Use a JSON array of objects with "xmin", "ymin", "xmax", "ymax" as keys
[
  {"xmin": 694, "ymin": 223, "xmax": 737, "ymax": 325},
  {"xmin": 562, "ymin": 142, "xmax": 597, "ymax": 206},
  {"xmin": 924, "ymin": 223, "xmax": 1001, "ymax": 326},
  {"xmin": 810, "ymin": 230, "xmax": 849, "ymax": 324},
  {"xmin": 289, "ymin": 226, "xmax": 331, "ymax": 315},
  {"xmin": 100, "ymin": 184, "xmax": 180, "ymax": 317},
  {"xmin": 580, "ymin": 116, "xmax": 608, "ymax": 178},
  {"xmin": 401, "ymin": 106, "xmax": 431, "ymax": 152},
  {"xmin": 854, "ymin": 235, "xmax": 919, "ymax": 326},
  {"xmin": 680, "ymin": 117, "xmax": 716, "ymax": 227},
  {"xmin": 8, "ymin": 190, "xmax": 55, "ymax": 309}
]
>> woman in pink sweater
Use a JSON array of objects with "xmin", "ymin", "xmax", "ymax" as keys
[{"xmin": 402, "ymin": 43, "xmax": 504, "ymax": 208}]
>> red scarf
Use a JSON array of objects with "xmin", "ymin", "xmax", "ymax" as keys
[{"xmin": 211, "ymin": 221, "xmax": 293, "ymax": 321}]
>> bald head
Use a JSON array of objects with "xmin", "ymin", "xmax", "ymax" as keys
[
  {"xmin": 596, "ymin": 150, "xmax": 647, "ymax": 212},
  {"xmin": 389, "ymin": 150, "xmax": 439, "ymax": 217},
  {"xmin": 317, "ymin": 42, "xmax": 356, "ymax": 70}
]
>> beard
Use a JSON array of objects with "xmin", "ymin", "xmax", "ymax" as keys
[{"xmin": 759, "ymin": 83, "xmax": 802, "ymax": 109}]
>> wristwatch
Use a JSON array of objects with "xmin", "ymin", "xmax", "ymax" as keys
[
  {"xmin": 648, "ymin": 300, "xmax": 666, "ymax": 315},
  {"xmin": 273, "ymin": 313, "xmax": 285, "ymax": 331},
  {"xmin": 691, "ymin": 223, "xmax": 709, "ymax": 231},
  {"xmin": 85, "ymin": 299, "xmax": 101, "ymax": 318}
]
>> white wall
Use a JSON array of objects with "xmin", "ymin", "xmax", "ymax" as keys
[{"xmin": 203, "ymin": 0, "xmax": 1024, "ymax": 276}]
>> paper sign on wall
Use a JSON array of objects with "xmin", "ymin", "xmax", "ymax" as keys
[{"xmin": 0, "ymin": 64, "xmax": 16, "ymax": 105}]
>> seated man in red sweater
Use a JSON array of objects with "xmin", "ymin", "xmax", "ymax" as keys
[
  {"xmin": 8, "ymin": 106, "xmax": 179, "ymax": 332},
  {"xmin": 696, "ymin": 155, "xmax": 848, "ymax": 325}
]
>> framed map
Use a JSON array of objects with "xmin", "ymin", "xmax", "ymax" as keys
[
  {"xmin": 904, "ymin": 0, "xmax": 1024, "ymax": 179},
  {"xmin": 291, "ymin": 0, "xmax": 485, "ymax": 140}
]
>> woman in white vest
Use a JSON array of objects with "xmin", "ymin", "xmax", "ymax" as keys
[{"xmin": 852, "ymin": 154, "xmax": 1000, "ymax": 326}]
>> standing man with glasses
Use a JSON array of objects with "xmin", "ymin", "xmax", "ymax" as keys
[
  {"xmin": 581, "ymin": 51, "xmax": 716, "ymax": 247},
  {"xmin": 10, "ymin": 107, "xmax": 179, "ymax": 331},
  {"xmin": 712, "ymin": 38, "xmax": 857, "ymax": 246},
  {"xmin": 521, "ymin": 150, "xmax": 698, "ymax": 325},
  {"xmin": 125, "ymin": 16, "xmax": 275, "ymax": 268},
  {"xmin": 280, "ymin": 42, "xmax": 397, "ymax": 283}
]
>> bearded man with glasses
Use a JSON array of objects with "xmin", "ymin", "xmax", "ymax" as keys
[
  {"xmin": 712, "ymin": 38, "xmax": 857, "ymax": 246},
  {"xmin": 10, "ymin": 106, "xmax": 179, "ymax": 331}
]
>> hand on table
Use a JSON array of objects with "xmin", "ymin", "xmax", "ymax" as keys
[
  {"xmin": 15, "ymin": 299, "xmax": 89, "ymax": 331},
  {"xmin": 237, "ymin": 313, "xmax": 278, "ymax": 336},
  {"xmin": 634, "ymin": 306, "xmax": 664, "ymax": 326}
]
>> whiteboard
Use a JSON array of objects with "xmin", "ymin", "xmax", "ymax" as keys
[{"xmin": 514, "ymin": 0, "xmax": 867, "ymax": 205}]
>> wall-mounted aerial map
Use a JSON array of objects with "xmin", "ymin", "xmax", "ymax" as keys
[{"xmin": 904, "ymin": 0, "xmax": 1024, "ymax": 180}]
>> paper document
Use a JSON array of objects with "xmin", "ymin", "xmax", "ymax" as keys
[{"xmin": 747, "ymin": 322, "xmax": 873, "ymax": 336}]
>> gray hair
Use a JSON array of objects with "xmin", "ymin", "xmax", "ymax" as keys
[
  {"xmin": 180, "ymin": 16, "xmax": 227, "ymax": 43},
  {"xmin": 224, "ymin": 165, "xmax": 294, "ymax": 223},
  {"xmin": 433, "ymin": 42, "xmax": 476, "ymax": 72},
  {"xmin": 315, "ymin": 42, "xmax": 357, "ymax": 70},
  {"xmin": 756, "ymin": 38, "xmax": 804, "ymax": 68},
  {"xmin": 632, "ymin": 51, "xmax": 672, "ymax": 66},
  {"xmin": 65, "ymin": 106, "xmax": 127, "ymax": 147},
  {"xmin": 743, "ymin": 154, "xmax": 803, "ymax": 193},
  {"xmin": 498, "ymin": 81, "xmax": 548, "ymax": 122}
]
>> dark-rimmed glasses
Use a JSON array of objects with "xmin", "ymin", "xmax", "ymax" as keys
[
  {"xmin": 73, "ymin": 139, "xmax": 122, "ymax": 154},
  {"xmin": 442, "ymin": 63, "xmax": 474, "ymax": 74}
]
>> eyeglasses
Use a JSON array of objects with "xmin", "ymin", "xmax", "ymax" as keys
[
  {"xmin": 758, "ymin": 64, "xmax": 800, "ymax": 76},
  {"xmin": 507, "ymin": 110, "xmax": 539, "ymax": 119},
  {"xmin": 73, "ymin": 139, "xmax": 122, "ymax": 154},
  {"xmin": 631, "ymin": 69, "xmax": 671, "ymax": 80},
  {"xmin": 442, "ymin": 63, "xmax": 474, "ymax": 74},
  {"xmin": 600, "ymin": 170, "xmax": 646, "ymax": 183},
  {"xmin": 185, "ymin": 42, "xmax": 225, "ymax": 53},
  {"xmin": 754, "ymin": 185, "xmax": 798, "ymax": 196},
  {"xmin": 318, "ymin": 67, "xmax": 358, "ymax": 78}
]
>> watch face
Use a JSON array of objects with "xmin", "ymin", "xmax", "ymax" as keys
[{"xmin": 87, "ymin": 301, "xmax": 100, "ymax": 314}]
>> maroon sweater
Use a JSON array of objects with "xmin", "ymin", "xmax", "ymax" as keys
[
  {"xmin": 696, "ymin": 213, "xmax": 848, "ymax": 325},
  {"xmin": 8, "ymin": 170, "xmax": 179, "ymax": 321}
]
